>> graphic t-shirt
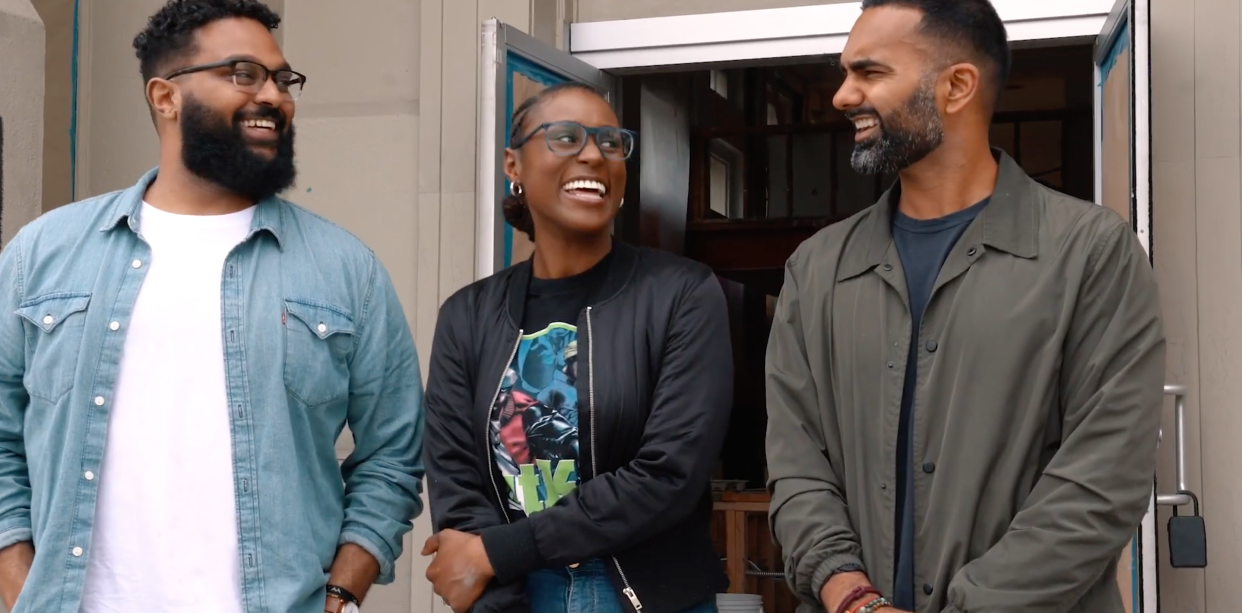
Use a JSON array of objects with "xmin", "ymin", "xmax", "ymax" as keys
[{"xmin": 490, "ymin": 253, "xmax": 611, "ymax": 515}]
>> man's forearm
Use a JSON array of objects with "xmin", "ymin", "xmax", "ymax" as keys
[
  {"xmin": 820, "ymin": 570, "xmax": 873, "ymax": 613},
  {"xmin": 328, "ymin": 543, "xmax": 381, "ymax": 602},
  {"xmin": 0, "ymin": 541, "xmax": 32, "ymax": 610}
]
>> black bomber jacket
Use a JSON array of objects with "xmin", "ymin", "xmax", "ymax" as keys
[{"xmin": 423, "ymin": 240, "xmax": 733, "ymax": 613}]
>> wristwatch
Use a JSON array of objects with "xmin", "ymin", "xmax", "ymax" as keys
[
  {"xmin": 324, "ymin": 596, "xmax": 358, "ymax": 613},
  {"xmin": 325, "ymin": 585, "xmax": 361, "ymax": 613}
]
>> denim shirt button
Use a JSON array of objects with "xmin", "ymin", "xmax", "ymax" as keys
[
  {"xmin": 42, "ymin": 315, "xmax": 54, "ymax": 325},
  {"xmin": 109, "ymin": 321, "xmax": 121, "ymax": 331},
  {"xmin": 93, "ymin": 396, "xmax": 105, "ymax": 406},
  {"xmin": 71, "ymin": 547, "xmax": 83, "ymax": 557},
  {"xmin": 131, "ymin": 259, "xmax": 143, "ymax": 269},
  {"xmin": 317, "ymin": 323, "xmax": 327, "ymax": 334},
  {"xmin": 84, "ymin": 471, "xmax": 95, "ymax": 481}
]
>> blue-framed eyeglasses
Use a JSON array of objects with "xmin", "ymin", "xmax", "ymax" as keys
[{"xmin": 511, "ymin": 121, "xmax": 637, "ymax": 161}]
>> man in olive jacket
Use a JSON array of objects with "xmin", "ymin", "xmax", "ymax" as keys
[{"xmin": 765, "ymin": 2, "xmax": 1166, "ymax": 613}]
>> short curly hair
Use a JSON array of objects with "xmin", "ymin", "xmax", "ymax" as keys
[{"xmin": 133, "ymin": 0, "xmax": 282, "ymax": 85}]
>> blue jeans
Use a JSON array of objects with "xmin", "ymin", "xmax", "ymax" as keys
[{"xmin": 527, "ymin": 559, "xmax": 718, "ymax": 613}]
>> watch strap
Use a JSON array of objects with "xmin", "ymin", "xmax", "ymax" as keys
[{"xmin": 327, "ymin": 584, "xmax": 361, "ymax": 606}]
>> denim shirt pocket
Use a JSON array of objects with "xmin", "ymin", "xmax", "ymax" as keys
[
  {"xmin": 284, "ymin": 298, "xmax": 355, "ymax": 407},
  {"xmin": 16, "ymin": 292, "xmax": 92, "ymax": 402}
]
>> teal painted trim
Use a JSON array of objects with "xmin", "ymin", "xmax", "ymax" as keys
[
  {"xmin": 501, "ymin": 53, "xmax": 573, "ymax": 269},
  {"xmin": 1099, "ymin": 18, "xmax": 1130, "ymax": 85},
  {"xmin": 69, "ymin": 0, "xmax": 80, "ymax": 200}
]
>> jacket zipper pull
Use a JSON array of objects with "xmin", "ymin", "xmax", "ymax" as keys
[{"xmin": 622, "ymin": 587, "xmax": 642, "ymax": 611}]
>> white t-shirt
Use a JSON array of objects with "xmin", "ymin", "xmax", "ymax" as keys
[{"xmin": 80, "ymin": 202, "xmax": 255, "ymax": 613}]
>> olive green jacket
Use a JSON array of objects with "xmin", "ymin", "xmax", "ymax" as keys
[{"xmin": 765, "ymin": 152, "xmax": 1166, "ymax": 613}]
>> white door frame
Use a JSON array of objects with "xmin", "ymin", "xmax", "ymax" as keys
[
  {"xmin": 568, "ymin": 0, "xmax": 1117, "ymax": 70},
  {"xmin": 1094, "ymin": 1, "xmax": 1157, "ymax": 611}
]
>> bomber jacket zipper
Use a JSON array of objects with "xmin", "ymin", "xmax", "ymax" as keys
[
  {"xmin": 486, "ymin": 330, "xmax": 523, "ymax": 524},
  {"xmin": 586, "ymin": 307, "xmax": 643, "ymax": 611}
]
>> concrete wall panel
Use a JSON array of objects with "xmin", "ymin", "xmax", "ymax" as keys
[
  {"xmin": 28, "ymin": 0, "xmax": 71, "ymax": 212},
  {"xmin": 72, "ymin": 0, "xmax": 164, "ymax": 198},
  {"xmin": 1149, "ymin": 0, "xmax": 1206, "ymax": 609},
  {"xmin": 0, "ymin": 0, "xmax": 45, "ymax": 247},
  {"xmin": 1188, "ymin": 0, "xmax": 1242, "ymax": 608}
]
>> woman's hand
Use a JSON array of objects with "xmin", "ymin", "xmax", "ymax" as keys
[{"xmin": 422, "ymin": 529, "xmax": 495, "ymax": 613}]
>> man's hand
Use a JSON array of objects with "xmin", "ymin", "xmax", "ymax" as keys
[
  {"xmin": 0, "ymin": 541, "xmax": 33, "ymax": 610},
  {"xmin": 422, "ymin": 529, "xmax": 494, "ymax": 613}
]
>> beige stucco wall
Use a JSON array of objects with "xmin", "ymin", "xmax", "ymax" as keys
[{"xmin": 0, "ymin": 0, "xmax": 45, "ymax": 247}]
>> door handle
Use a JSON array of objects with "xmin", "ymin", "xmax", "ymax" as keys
[{"xmin": 1155, "ymin": 384, "xmax": 1193, "ymax": 508}]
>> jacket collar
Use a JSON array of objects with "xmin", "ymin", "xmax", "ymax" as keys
[
  {"xmin": 506, "ymin": 237, "xmax": 639, "ymax": 329},
  {"xmin": 99, "ymin": 167, "xmax": 287, "ymax": 250},
  {"xmin": 839, "ymin": 149, "xmax": 1039, "ymax": 281}
]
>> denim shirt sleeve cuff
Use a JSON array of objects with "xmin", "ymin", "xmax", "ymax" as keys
[
  {"xmin": 0, "ymin": 517, "xmax": 32, "ymax": 552},
  {"xmin": 338, "ymin": 528, "xmax": 397, "ymax": 585},
  {"xmin": 480, "ymin": 521, "xmax": 543, "ymax": 585}
]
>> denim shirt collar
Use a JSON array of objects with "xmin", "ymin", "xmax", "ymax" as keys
[{"xmin": 98, "ymin": 167, "xmax": 286, "ymax": 251}]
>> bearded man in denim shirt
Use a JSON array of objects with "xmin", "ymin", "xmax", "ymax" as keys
[{"xmin": 0, "ymin": 2, "xmax": 425, "ymax": 612}]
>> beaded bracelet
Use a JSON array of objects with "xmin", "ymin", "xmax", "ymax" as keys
[
  {"xmin": 853, "ymin": 597, "xmax": 893, "ymax": 613},
  {"xmin": 834, "ymin": 586, "xmax": 882, "ymax": 613}
]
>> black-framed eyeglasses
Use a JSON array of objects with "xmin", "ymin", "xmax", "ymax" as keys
[
  {"xmin": 163, "ymin": 59, "xmax": 307, "ymax": 101},
  {"xmin": 511, "ymin": 121, "xmax": 637, "ymax": 161}
]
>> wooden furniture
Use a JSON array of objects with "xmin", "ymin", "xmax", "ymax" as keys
[{"xmin": 713, "ymin": 491, "xmax": 773, "ymax": 594}]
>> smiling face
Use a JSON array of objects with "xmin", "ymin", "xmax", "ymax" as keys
[
  {"xmin": 504, "ymin": 88, "xmax": 627, "ymax": 241},
  {"xmin": 153, "ymin": 17, "xmax": 298, "ymax": 201},
  {"xmin": 833, "ymin": 6, "xmax": 947, "ymax": 175}
]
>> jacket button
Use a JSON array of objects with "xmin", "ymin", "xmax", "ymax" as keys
[
  {"xmin": 967, "ymin": 247, "xmax": 978, "ymax": 256},
  {"xmin": 924, "ymin": 583, "xmax": 934, "ymax": 595},
  {"xmin": 922, "ymin": 462, "xmax": 935, "ymax": 473},
  {"xmin": 882, "ymin": 263, "xmax": 893, "ymax": 271},
  {"xmin": 925, "ymin": 340, "xmax": 938, "ymax": 353},
  {"xmin": 887, "ymin": 361, "xmax": 895, "ymax": 369},
  {"xmin": 880, "ymin": 483, "xmax": 888, "ymax": 490}
]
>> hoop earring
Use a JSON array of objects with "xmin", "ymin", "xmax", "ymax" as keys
[
  {"xmin": 619, "ymin": 198, "xmax": 625, "ymax": 208},
  {"xmin": 510, "ymin": 182, "xmax": 523, "ymax": 197}
]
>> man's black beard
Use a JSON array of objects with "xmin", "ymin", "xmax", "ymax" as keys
[
  {"xmin": 179, "ymin": 96, "xmax": 297, "ymax": 202},
  {"xmin": 848, "ymin": 76, "xmax": 945, "ymax": 176}
]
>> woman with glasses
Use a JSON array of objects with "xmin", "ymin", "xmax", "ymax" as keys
[{"xmin": 421, "ymin": 82, "xmax": 732, "ymax": 613}]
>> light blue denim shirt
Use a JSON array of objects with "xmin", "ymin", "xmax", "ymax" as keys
[{"xmin": 0, "ymin": 169, "xmax": 425, "ymax": 613}]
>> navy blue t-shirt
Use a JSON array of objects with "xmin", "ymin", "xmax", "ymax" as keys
[{"xmin": 891, "ymin": 198, "xmax": 989, "ymax": 609}]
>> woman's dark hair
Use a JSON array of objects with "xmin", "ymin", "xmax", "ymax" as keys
[{"xmin": 503, "ymin": 82, "xmax": 610, "ymax": 242}]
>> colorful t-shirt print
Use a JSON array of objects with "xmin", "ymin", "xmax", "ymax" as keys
[{"xmin": 490, "ymin": 323, "xmax": 581, "ymax": 515}]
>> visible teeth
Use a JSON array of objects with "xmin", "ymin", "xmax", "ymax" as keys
[
  {"xmin": 562, "ymin": 180, "xmax": 607, "ymax": 196},
  {"xmin": 853, "ymin": 117, "xmax": 878, "ymax": 130},
  {"xmin": 243, "ymin": 119, "xmax": 277, "ymax": 130}
]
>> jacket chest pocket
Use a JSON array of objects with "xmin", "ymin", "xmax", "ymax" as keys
[
  {"xmin": 284, "ymin": 298, "xmax": 355, "ymax": 407},
  {"xmin": 17, "ymin": 292, "xmax": 92, "ymax": 403}
]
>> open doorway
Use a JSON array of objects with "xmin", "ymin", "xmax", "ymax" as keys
[{"xmin": 615, "ymin": 43, "xmax": 1096, "ymax": 612}]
